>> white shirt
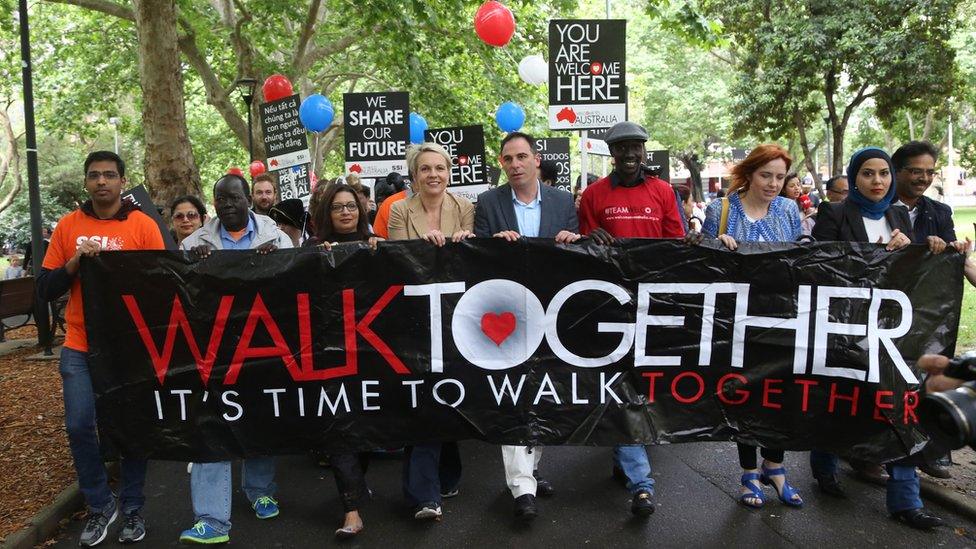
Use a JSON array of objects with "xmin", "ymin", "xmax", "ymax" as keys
[
  {"xmin": 893, "ymin": 200, "xmax": 919, "ymax": 226},
  {"xmin": 863, "ymin": 216, "xmax": 892, "ymax": 243}
]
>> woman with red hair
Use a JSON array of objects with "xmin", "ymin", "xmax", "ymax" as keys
[{"xmin": 702, "ymin": 143, "xmax": 804, "ymax": 510}]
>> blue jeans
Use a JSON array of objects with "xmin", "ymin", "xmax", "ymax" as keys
[
  {"xmin": 809, "ymin": 451, "xmax": 921, "ymax": 513},
  {"xmin": 402, "ymin": 442, "xmax": 462, "ymax": 507},
  {"xmin": 190, "ymin": 458, "xmax": 276, "ymax": 534},
  {"xmin": 614, "ymin": 445, "xmax": 654, "ymax": 495},
  {"xmin": 59, "ymin": 347, "xmax": 146, "ymax": 515}
]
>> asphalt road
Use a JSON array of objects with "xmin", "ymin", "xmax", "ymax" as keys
[{"xmin": 51, "ymin": 441, "xmax": 976, "ymax": 548}]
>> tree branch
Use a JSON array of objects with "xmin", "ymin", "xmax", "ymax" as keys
[
  {"xmin": 296, "ymin": 26, "xmax": 378, "ymax": 75},
  {"xmin": 47, "ymin": 0, "xmax": 134, "ymax": 21},
  {"xmin": 291, "ymin": 0, "xmax": 323, "ymax": 74}
]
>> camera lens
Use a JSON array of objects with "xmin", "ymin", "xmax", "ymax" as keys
[{"xmin": 919, "ymin": 385, "xmax": 976, "ymax": 450}]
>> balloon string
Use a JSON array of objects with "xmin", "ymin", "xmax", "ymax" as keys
[{"xmin": 312, "ymin": 132, "xmax": 319, "ymax": 176}]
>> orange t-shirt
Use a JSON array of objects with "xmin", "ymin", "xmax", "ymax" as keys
[
  {"xmin": 372, "ymin": 190, "xmax": 407, "ymax": 239},
  {"xmin": 43, "ymin": 208, "xmax": 165, "ymax": 352}
]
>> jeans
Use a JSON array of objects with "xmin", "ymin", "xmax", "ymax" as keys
[
  {"xmin": 809, "ymin": 451, "xmax": 921, "ymax": 513},
  {"xmin": 331, "ymin": 453, "xmax": 370, "ymax": 512},
  {"xmin": 59, "ymin": 347, "xmax": 147, "ymax": 515},
  {"xmin": 614, "ymin": 445, "xmax": 654, "ymax": 495},
  {"xmin": 190, "ymin": 458, "xmax": 276, "ymax": 534},
  {"xmin": 502, "ymin": 445, "xmax": 543, "ymax": 498},
  {"xmin": 402, "ymin": 442, "xmax": 462, "ymax": 506}
]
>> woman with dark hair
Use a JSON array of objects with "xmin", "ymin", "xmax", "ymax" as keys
[
  {"xmin": 702, "ymin": 143, "xmax": 803, "ymax": 510},
  {"xmin": 780, "ymin": 173, "xmax": 816, "ymax": 234},
  {"xmin": 302, "ymin": 183, "xmax": 381, "ymax": 538},
  {"xmin": 810, "ymin": 147, "xmax": 945, "ymax": 530},
  {"xmin": 169, "ymin": 195, "xmax": 207, "ymax": 245}
]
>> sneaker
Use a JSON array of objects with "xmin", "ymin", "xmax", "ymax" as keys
[
  {"xmin": 179, "ymin": 521, "xmax": 229, "ymax": 544},
  {"xmin": 414, "ymin": 503, "xmax": 443, "ymax": 520},
  {"xmin": 440, "ymin": 487, "xmax": 460, "ymax": 499},
  {"xmin": 118, "ymin": 512, "xmax": 146, "ymax": 543},
  {"xmin": 79, "ymin": 506, "xmax": 118, "ymax": 547},
  {"xmin": 252, "ymin": 496, "xmax": 280, "ymax": 519}
]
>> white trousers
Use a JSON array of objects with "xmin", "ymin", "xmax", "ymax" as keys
[{"xmin": 502, "ymin": 445, "xmax": 543, "ymax": 498}]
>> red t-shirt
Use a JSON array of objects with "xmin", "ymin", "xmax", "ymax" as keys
[
  {"xmin": 578, "ymin": 174, "xmax": 685, "ymax": 238},
  {"xmin": 43, "ymin": 208, "xmax": 165, "ymax": 352}
]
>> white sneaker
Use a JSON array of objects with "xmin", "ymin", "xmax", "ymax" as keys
[{"xmin": 414, "ymin": 504, "xmax": 442, "ymax": 520}]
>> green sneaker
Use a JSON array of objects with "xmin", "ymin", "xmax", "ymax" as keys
[
  {"xmin": 179, "ymin": 521, "xmax": 229, "ymax": 544},
  {"xmin": 253, "ymin": 496, "xmax": 280, "ymax": 519}
]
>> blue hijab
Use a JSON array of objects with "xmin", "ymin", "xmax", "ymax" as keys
[{"xmin": 846, "ymin": 147, "xmax": 897, "ymax": 220}]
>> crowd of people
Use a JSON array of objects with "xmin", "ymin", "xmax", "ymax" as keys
[{"xmin": 36, "ymin": 119, "xmax": 969, "ymax": 546}]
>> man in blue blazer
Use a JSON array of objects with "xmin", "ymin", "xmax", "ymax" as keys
[{"xmin": 473, "ymin": 132, "xmax": 580, "ymax": 522}]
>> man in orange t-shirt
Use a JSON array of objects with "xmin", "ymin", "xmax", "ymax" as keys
[
  {"xmin": 372, "ymin": 172, "xmax": 411, "ymax": 238},
  {"xmin": 38, "ymin": 151, "xmax": 165, "ymax": 546}
]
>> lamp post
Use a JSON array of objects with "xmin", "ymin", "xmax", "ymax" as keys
[
  {"xmin": 236, "ymin": 78, "xmax": 258, "ymax": 162},
  {"xmin": 108, "ymin": 117, "xmax": 120, "ymax": 154}
]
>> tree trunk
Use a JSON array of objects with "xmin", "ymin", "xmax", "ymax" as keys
[
  {"xmin": 132, "ymin": 0, "xmax": 202, "ymax": 208},
  {"xmin": 0, "ymin": 106, "xmax": 23, "ymax": 215},
  {"xmin": 831, "ymin": 122, "xmax": 845, "ymax": 178},
  {"xmin": 792, "ymin": 107, "xmax": 825, "ymax": 195},
  {"xmin": 679, "ymin": 152, "xmax": 705, "ymax": 202}
]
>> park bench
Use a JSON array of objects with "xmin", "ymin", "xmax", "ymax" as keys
[{"xmin": 0, "ymin": 276, "xmax": 36, "ymax": 342}]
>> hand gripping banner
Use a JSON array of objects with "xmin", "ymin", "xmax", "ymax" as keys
[{"xmin": 81, "ymin": 239, "xmax": 962, "ymax": 462}]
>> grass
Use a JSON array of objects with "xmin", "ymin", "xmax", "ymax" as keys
[{"xmin": 953, "ymin": 207, "xmax": 976, "ymax": 351}]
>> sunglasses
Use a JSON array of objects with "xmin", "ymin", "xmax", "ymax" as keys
[{"xmin": 173, "ymin": 211, "xmax": 200, "ymax": 221}]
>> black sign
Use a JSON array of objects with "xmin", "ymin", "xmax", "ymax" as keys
[
  {"xmin": 488, "ymin": 166, "xmax": 501, "ymax": 187},
  {"xmin": 82, "ymin": 241, "xmax": 960, "ymax": 462},
  {"xmin": 536, "ymin": 137, "xmax": 572, "ymax": 192},
  {"xmin": 277, "ymin": 164, "xmax": 311, "ymax": 207},
  {"xmin": 343, "ymin": 92, "xmax": 409, "ymax": 179},
  {"xmin": 121, "ymin": 185, "xmax": 177, "ymax": 250},
  {"xmin": 424, "ymin": 125, "xmax": 487, "ymax": 203},
  {"xmin": 259, "ymin": 95, "xmax": 311, "ymax": 172},
  {"xmin": 548, "ymin": 19, "xmax": 627, "ymax": 130},
  {"xmin": 645, "ymin": 150, "xmax": 671, "ymax": 183}
]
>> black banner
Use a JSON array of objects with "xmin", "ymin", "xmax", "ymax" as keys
[
  {"xmin": 121, "ymin": 185, "xmax": 177, "ymax": 251},
  {"xmin": 82, "ymin": 241, "xmax": 962, "ymax": 462},
  {"xmin": 343, "ymin": 91, "xmax": 409, "ymax": 179},
  {"xmin": 536, "ymin": 137, "xmax": 572, "ymax": 193},
  {"xmin": 646, "ymin": 150, "xmax": 671, "ymax": 183},
  {"xmin": 424, "ymin": 125, "xmax": 487, "ymax": 203},
  {"xmin": 548, "ymin": 19, "xmax": 627, "ymax": 130}
]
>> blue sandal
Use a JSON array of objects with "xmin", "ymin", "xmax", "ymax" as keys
[
  {"xmin": 738, "ymin": 472, "xmax": 765, "ymax": 508},
  {"xmin": 760, "ymin": 465, "xmax": 803, "ymax": 508}
]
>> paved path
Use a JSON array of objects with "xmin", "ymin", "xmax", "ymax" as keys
[{"xmin": 52, "ymin": 441, "xmax": 976, "ymax": 547}]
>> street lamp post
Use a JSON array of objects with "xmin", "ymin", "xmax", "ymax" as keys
[
  {"xmin": 108, "ymin": 117, "xmax": 120, "ymax": 154},
  {"xmin": 236, "ymin": 78, "xmax": 258, "ymax": 162}
]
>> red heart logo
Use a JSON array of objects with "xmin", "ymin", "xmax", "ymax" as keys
[
  {"xmin": 481, "ymin": 312, "xmax": 516, "ymax": 346},
  {"xmin": 458, "ymin": 155, "xmax": 469, "ymax": 166},
  {"xmin": 591, "ymin": 62, "xmax": 603, "ymax": 75}
]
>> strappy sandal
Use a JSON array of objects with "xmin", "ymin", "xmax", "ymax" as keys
[
  {"xmin": 760, "ymin": 464, "xmax": 803, "ymax": 508},
  {"xmin": 738, "ymin": 472, "xmax": 765, "ymax": 508}
]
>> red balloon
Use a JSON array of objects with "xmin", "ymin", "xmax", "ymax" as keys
[
  {"xmin": 262, "ymin": 74, "xmax": 294, "ymax": 102},
  {"xmin": 227, "ymin": 167, "xmax": 244, "ymax": 177},
  {"xmin": 474, "ymin": 1, "xmax": 515, "ymax": 47},
  {"xmin": 249, "ymin": 160, "xmax": 267, "ymax": 177}
]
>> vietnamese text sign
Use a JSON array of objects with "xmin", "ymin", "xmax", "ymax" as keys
[
  {"xmin": 343, "ymin": 92, "xmax": 409, "ymax": 178},
  {"xmin": 260, "ymin": 95, "xmax": 311, "ymax": 171},
  {"xmin": 82, "ymin": 241, "xmax": 960, "ymax": 462},
  {"xmin": 548, "ymin": 20, "xmax": 627, "ymax": 130}
]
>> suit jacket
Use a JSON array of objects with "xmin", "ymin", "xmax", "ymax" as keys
[
  {"xmin": 387, "ymin": 191, "xmax": 474, "ymax": 240},
  {"xmin": 811, "ymin": 199, "xmax": 911, "ymax": 243},
  {"xmin": 473, "ymin": 183, "xmax": 579, "ymax": 238},
  {"xmin": 908, "ymin": 195, "xmax": 956, "ymax": 244}
]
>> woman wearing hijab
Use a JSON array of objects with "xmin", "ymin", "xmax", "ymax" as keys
[{"xmin": 811, "ymin": 147, "xmax": 945, "ymax": 530}]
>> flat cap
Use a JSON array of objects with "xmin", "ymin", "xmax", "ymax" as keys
[
  {"xmin": 603, "ymin": 121, "xmax": 648, "ymax": 145},
  {"xmin": 269, "ymin": 198, "xmax": 307, "ymax": 228}
]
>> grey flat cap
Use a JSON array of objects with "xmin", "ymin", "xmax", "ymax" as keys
[{"xmin": 603, "ymin": 121, "xmax": 648, "ymax": 145}]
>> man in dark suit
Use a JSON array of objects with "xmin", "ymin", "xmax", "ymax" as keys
[
  {"xmin": 474, "ymin": 131, "xmax": 579, "ymax": 523},
  {"xmin": 893, "ymin": 140, "xmax": 966, "ymax": 253}
]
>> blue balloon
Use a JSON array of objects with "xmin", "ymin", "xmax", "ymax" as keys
[
  {"xmin": 299, "ymin": 94, "xmax": 334, "ymax": 132},
  {"xmin": 409, "ymin": 112, "xmax": 428, "ymax": 144},
  {"xmin": 495, "ymin": 102, "xmax": 525, "ymax": 132}
]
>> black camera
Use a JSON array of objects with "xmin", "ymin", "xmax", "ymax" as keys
[{"xmin": 919, "ymin": 353, "xmax": 976, "ymax": 450}]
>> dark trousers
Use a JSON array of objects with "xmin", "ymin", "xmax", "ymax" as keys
[
  {"xmin": 736, "ymin": 443, "xmax": 785, "ymax": 469},
  {"xmin": 331, "ymin": 453, "xmax": 370, "ymax": 512},
  {"xmin": 402, "ymin": 442, "xmax": 462, "ymax": 506}
]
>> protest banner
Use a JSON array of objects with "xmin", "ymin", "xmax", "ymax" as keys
[
  {"xmin": 536, "ymin": 137, "xmax": 572, "ymax": 192},
  {"xmin": 260, "ymin": 94, "xmax": 312, "ymax": 203},
  {"xmin": 646, "ymin": 150, "xmax": 671, "ymax": 182},
  {"xmin": 83, "ymin": 241, "xmax": 960, "ymax": 462},
  {"xmin": 121, "ymin": 185, "xmax": 177, "ymax": 250},
  {"xmin": 343, "ymin": 92, "xmax": 409, "ymax": 178},
  {"xmin": 548, "ymin": 19, "xmax": 627, "ymax": 130},
  {"xmin": 424, "ymin": 125, "xmax": 487, "ymax": 203}
]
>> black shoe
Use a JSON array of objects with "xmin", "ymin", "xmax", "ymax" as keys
[
  {"xmin": 814, "ymin": 474, "xmax": 847, "ymax": 498},
  {"xmin": 513, "ymin": 494, "xmax": 537, "ymax": 522},
  {"xmin": 919, "ymin": 462, "xmax": 952, "ymax": 479},
  {"xmin": 534, "ymin": 471, "xmax": 555, "ymax": 497},
  {"xmin": 891, "ymin": 508, "xmax": 944, "ymax": 530},
  {"xmin": 631, "ymin": 490, "xmax": 655, "ymax": 517}
]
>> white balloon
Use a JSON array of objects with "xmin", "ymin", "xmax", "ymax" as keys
[{"xmin": 518, "ymin": 54, "xmax": 548, "ymax": 85}]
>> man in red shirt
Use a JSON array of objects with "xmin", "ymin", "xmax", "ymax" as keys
[
  {"xmin": 578, "ymin": 121, "xmax": 685, "ymax": 243},
  {"xmin": 38, "ymin": 151, "xmax": 165, "ymax": 546}
]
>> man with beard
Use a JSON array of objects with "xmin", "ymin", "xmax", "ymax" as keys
[
  {"xmin": 251, "ymin": 173, "xmax": 277, "ymax": 216},
  {"xmin": 575, "ymin": 121, "xmax": 687, "ymax": 517},
  {"xmin": 178, "ymin": 174, "xmax": 291, "ymax": 544}
]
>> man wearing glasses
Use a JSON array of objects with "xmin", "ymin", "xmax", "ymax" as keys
[
  {"xmin": 892, "ymin": 141, "xmax": 965, "ymax": 253},
  {"xmin": 824, "ymin": 175, "xmax": 849, "ymax": 203},
  {"xmin": 37, "ymin": 151, "xmax": 166, "ymax": 546}
]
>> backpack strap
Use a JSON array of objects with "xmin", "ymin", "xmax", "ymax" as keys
[{"xmin": 718, "ymin": 197, "xmax": 730, "ymax": 236}]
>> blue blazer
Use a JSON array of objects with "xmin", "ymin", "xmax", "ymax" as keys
[
  {"xmin": 473, "ymin": 183, "xmax": 579, "ymax": 239},
  {"xmin": 908, "ymin": 195, "xmax": 956, "ymax": 244}
]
